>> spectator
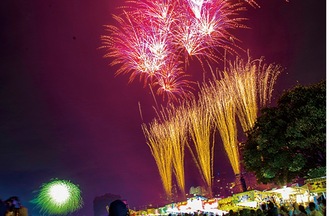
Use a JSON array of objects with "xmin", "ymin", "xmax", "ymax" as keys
[
  {"xmin": 279, "ymin": 206, "xmax": 289, "ymax": 216},
  {"xmin": 0, "ymin": 199, "xmax": 6, "ymax": 216},
  {"xmin": 318, "ymin": 198, "xmax": 326, "ymax": 215},
  {"xmin": 296, "ymin": 205, "xmax": 307, "ymax": 216},
  {"xmin": 292, "ymin": 202, "xmax": 301, "ymax": 215},
  {"xmin": 267, "ymin": 201, "xmax": 279, "ymax": 216},
  {"xmin": 256, "ymin": 208, "xmax": 265, "ymax": 216},
  {"xmin": 4, "ymin": 196, "xmax": 28, "ymax": 216},
  {"xmin": 250, "ymin": 209, "xmax": 257, "ymax": 216},
  {"xmin": 260, "ymin": 203, "xmax": 267, "ymax": 215},
  {"xmin": 108, "ymin": 199, "xmax": 129, "ymax": 216},
  {"xmin": 309, "ymin": 202, "xmax": 323, "ymax": 216}
]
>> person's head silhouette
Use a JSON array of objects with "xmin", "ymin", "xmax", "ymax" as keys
[{"xmin": 108, "ymin": 200, "xmax": 129, "ymax": 216}]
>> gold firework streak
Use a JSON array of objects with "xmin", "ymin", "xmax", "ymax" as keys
[
  {"xmin": 200, "ymin": 77, "xmax": 240, "ymax": 175},
  {"xmin": 225, "ymin": 56, "xmax": 282, "ymax": 132},
  {"xmin": 142, "ymin": 119, "xmax": 174, "ymax": 199},
  {"xmin": 186, "ymin": 97, "xmax": 214, "ymax": 196},
  {"xmin": 156, "ymin": 104, "xmax": 189, "ymax": 198},
  {"xmin": 257, "ymin": 58, "xmax": 282, "ymax": 107}
]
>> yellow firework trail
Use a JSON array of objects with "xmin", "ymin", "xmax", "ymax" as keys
[
  {"xmin": 142, "ymin": 54, "xmax": 281, "ymax": 198},
  {"xmin": 257, "ymin": 59, "xmax": 282, "ymax": 107},
  {"xmin": 186, "ymin": 97, "xmax": 214, "ymax": 195},
  {"xmin": 224, "ymin": 56, "xmax": 282, "ymax": 132},
  {"xmin": 158, "ymin": 104, "xmax": 189, "ymax": 197},
  {"xmin": 142, "ymin": 119, "xmax": 173, "ymax": 199},
  {"xmin": 200, "ymin": 77, "xmax": 240, "ymax": 175},
  {"xmin": 229, "ymin": 58, "xmax": 258, "ymax": 132}
]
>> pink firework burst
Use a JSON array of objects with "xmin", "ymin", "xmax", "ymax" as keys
[
  {"xmin": 153, "ymin": 58, "xmax": 195, "ymax": 102},
  {"xmin": 101, "ymin": 0, "xmax": 248, "ymax": 101}
]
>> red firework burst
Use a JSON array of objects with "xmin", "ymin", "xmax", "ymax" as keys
[{"xmin": 101, "ymin": 0, "xmax": 247, "ymax": 101}]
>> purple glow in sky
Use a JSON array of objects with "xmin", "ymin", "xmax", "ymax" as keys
[{"xmin": 0, "ymin": 0, "xmax": 325, "ymax": 215}]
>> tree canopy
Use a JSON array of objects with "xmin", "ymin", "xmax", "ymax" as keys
[{"xmin": 242, "ymin": 80, "xmax": 326, "ymax": 185}]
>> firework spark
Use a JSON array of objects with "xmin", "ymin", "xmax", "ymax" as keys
[
  {"xmin": 32, "ymin": 179, "xmax": 83, "ymax": 215},
  {"xmin": 200, "ymin": 76, "xmax": 240, "ymax": 175},
  {"xmin": 187, "ymin": 0, "xmax": 206, "ymax": 19},
  {"xmin": 186, "ymin": 97, "xmax": 214, "ymax": 196},
  {"xmin": 257, "ymin": 58, "xmax": 282, "ymax": 107},
  {"xmin": 230, "ymin": 58, "xmax": 258, "ymax": 132},
  {"xmin": 196, "ymin": 54, "xmax": 281, "ymax": 176},
  {"xmin": 153, "ymin": 58, "xmax": 195, "ymax": 101},
  {"xmin": 101, "ymin": 0, "xmax": 247, "ymax": 100},
  {"xmin": 142, "ymin": 119, "xmax": 174, "ymax": 199},
  {"xmin": 224, "ymin": 56, "xmax": 282, "ymax": 133},
  {"xmin": 158, "ymin": 104, "xmax": 189, "ymax": 198},
  {"xmin": 142, "ymin": 54, "xmax": 281, "ymax": 196}
]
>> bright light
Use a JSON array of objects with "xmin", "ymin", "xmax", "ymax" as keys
[
  {"xmin": 32, "ymin": 179, "xmax": 83, "ymax": 215},
  {"xmin": 49, "ymin": 184, "xmax": 70, "ymax": 204}
]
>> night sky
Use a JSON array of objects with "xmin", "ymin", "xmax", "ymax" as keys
[{"xmin": 0, "ymin": 0, "xmax": 326, "ymax": 215}]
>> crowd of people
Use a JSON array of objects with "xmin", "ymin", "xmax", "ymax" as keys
[
  {"xmin": 223, "ymin": 199, "xmax": 326, "ymax": 216},
  {"xmin": 0, "ymin": 197, "xmax": 325, "ymax": 216},
  {"xmin": 105, "ymin": 198, "xmax": 326, "ymax": 216},
  {"xmin": 0, "ymin": 196, "xmax": 28, "ymax": 216}
]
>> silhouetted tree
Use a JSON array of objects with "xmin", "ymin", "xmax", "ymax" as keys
[{"xmin": 242, "ymin": 80, "xmax": 326, "ymax": 185}]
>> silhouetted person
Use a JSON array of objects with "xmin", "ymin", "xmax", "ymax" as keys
[
  {"xmin": 240, "ymin": 175, "xmax": 247, "ymax": 192},
  {"xmin": 256, "ymin": 208, "xmax": 265, "ymax": 216},
  {"xmin": 108, "ymin": 200, "xmax": 129, "ymax": 216},
  {"xmin": 309, "ymin": 202, "xmax": 323, "ymax": 216},
  {"xmin": 4, "ymin": 196, "xmax": 28, "ymax": 216},
  {"xmin": 267, "ymin": 201, "xmax": 278, "ymax": 216},
  {"xmin": 279, "ymin": 206, "xmax": 289, "ymax": 216},
  {"xmin": 297, "ymin": 205, "xmax": 308, "ymax": 216},
  {"xmin": 0, "ymin": 199, "xmax": 6, "ymax": 216},
  {"xmin": 250, "ymin": 209, "xmax": 256, "ymax": 216},
  {"xmin": 260, "ymin": 203, "xmax": 267, "ymax": 215},
  {"xmin": 318, "ymin": 198, "xmax": 326, "ymax": 215}
]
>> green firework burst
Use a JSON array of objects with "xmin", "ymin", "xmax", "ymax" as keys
[{"xmin": 32, "ymin": 179, "xmax": 83, "ymax": 215}]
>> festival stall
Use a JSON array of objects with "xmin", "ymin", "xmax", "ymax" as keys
[
  {"xmin": 158, "ymin": 196, "xmax": 227, "ymax": 215},
  {"xmin": 133, "ymin": 178, "xmax": 326, "ymax": 215},
  {"xmin": 217, "ymin": 196, "xmax": 236, "ymax": 212},
  {"xmin": 304, "ymin": 177, "xmax": 326, "ymax": 194},
  {"xmin": 233, "ymin": 190, "xmax": 260, "ymax": 209},
  {"xmin": 217, "ymin": 186, "xmax": 313, "ymax": 212},
  {"xmin": 217, "ymin": 191, "xmax": 268, "ymax": 212},
  {"xmin": 303, "ymin": 177, "xmax": 326, "ymax": 204},
  {"xmin": 270, "ymin": 185, "xmax": 310, "ymax": 204},
  {"xmin": 203, "ymin": 198, "xmax": 227, "ymax": 215}
]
